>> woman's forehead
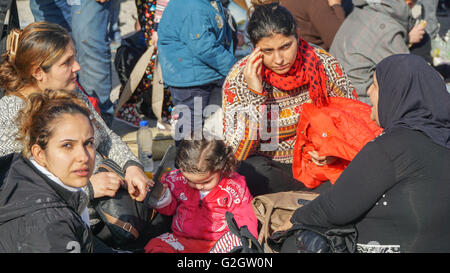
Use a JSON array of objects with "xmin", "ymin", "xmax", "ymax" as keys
[
  {"xmin": 48, "ymin": 113, "xmax": 93, "ymax": 140},
  {"xmin": 256, "ymin": 33, "xmax": 296, "ymax": 49}
]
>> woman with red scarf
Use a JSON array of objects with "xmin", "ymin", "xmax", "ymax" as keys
[{"xmin": 222, "ymin": 4, "xmax": 356, "ymax": 196}]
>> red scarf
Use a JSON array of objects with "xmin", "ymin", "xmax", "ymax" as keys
[{"xmin": 261, "ymin": 38, "xmax": 329, "ymax": 107}]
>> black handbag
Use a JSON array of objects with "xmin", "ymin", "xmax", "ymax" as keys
[
  {"xmin": 92, "ymin": 158, "xmax": 156, "ymax": 250},
  {"xmin": 91, "ymin": 158, "xmax": 172, "ymax": 252},
  {"xmin": 267, "ymin": 222, "xmax": 357, "ymax": 253}
]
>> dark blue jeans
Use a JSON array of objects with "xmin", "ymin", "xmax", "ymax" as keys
[{"xmin": 169, "ymin": 79, "xmax": 223, "ymax": 142}]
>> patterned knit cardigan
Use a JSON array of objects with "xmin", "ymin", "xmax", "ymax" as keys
[{"xmin": 222, "ymin": 45, "xmax": 356, "ymax": 164}]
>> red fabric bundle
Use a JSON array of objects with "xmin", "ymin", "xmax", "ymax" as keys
[{"xmin": 293, "ymin": 97, "xmax": 383, "ymax": 188}]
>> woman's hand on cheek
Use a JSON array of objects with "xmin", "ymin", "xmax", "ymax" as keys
[
  {"xmin": 90, "ymin": 172, "xmax": 123, "ymax": 198},
  {"xmin": 124, "ymin": 165, "xmax": 154, "ymax": 201},
  {"xmin": 244, "ymin": 47, "xmax": 264, "ymax": 94}
]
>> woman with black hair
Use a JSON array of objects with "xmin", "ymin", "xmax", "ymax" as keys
[
  {"xmin": 279, "ymin": 54, "xmax": 450, "ymax": 253},
  {"xmin": 222, "ymin": 4, "xmax": 356, "ymax": 196}
]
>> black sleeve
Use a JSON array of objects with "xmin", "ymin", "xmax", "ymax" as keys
[
  {"xmin": 291, "ymin": 139, "xmax": 397, "ymax": 227},
  {"xmin": 21, "ymin": 207, "xmax": 87, "ymax": 253}
]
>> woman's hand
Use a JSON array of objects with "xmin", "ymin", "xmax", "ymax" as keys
[
  {"xmin": 408, "ymin": 24, "xmax": 426, "ymax": 45},
  {"xmin": 90, "ymin": 172, "xmax": 123, "ymax": 198},
  {"xmin": 244, "ymin": 47, "xmax": 264, "ymax": 94},
  {"xmin": 308, "ymin": 151, "xmax": 338, "ymax": 166},
  {"xmin": 124, "ymin": 165, "xmax": 154, "ymax": 201}
]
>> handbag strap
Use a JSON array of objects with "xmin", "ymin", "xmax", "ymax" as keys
[
  {"xmin": 151, "ymin": 56, "xmax": 164, "ymax": 122},
  {"xmin": 114, "ymin": 43, "xmax": 155, "ymax": 115},
  {"xmin": 252, "ymin": 195, "xmax": 275, "ymax": 251},
  {"xmin": 102, "ymin": 211, "xmax": 140, "ymax": 239}
]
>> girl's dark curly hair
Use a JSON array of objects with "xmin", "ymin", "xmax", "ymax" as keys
[{"xmin": 175, "ymin": 139, "xmax": 238, "ymax": 178}]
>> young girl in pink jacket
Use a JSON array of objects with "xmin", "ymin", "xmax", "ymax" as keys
[{"xmin": 144, "ymin": 139, "xmax": 258, "ymax": 253}]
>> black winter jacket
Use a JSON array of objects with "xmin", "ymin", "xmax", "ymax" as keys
[{"xmin": 0, "ymin": 153, "xmax": 93, "ymax": 253}]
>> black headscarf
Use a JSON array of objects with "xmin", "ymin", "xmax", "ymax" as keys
[{"xmin": 375, "ymin": 54, "xmax": 450, "ymax": 149}]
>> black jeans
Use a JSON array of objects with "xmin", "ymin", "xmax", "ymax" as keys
[{"xmin": 237, "ymin": 155, "xmax": 332, "ymax": 197}]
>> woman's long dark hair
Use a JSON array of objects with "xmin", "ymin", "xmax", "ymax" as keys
[{"xmin": 246, "ymin": 3, "xmax": 297, "ymax": 46}]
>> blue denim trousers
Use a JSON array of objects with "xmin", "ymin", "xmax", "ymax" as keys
[
  {"xmin": 29, "ymin": 0, "xmax": 116, "ymax": 115},
  {"xmin": 29, "ymin": 0, "xmax": 72, "ymax": 32},
  {"xmin": 71, "ymin": 0, "xmax": 114, "ymax": 115}
]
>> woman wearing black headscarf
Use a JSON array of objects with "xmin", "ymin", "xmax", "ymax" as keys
[{"xmin": 277, "ymin": 54, "xmax": 450, "ymax": 253}]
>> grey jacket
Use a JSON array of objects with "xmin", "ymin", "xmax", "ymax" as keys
[{"xmin": 330, "ymin": 0, "xmax": 411, "ymax": 102}]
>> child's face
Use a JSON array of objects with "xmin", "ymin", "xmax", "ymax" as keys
[{"xmin": 181, "ymin": 171, "xmax": 221, "ymax": 192}]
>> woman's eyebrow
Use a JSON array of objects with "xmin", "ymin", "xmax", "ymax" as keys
[
  {"xmin": 261, "ymin": 47, "xmax": 273, "ymax": 52},
  {"xmin": 59, "ymin": 135, "xmax": 94, "ymax": 143},
  {"xmin": 261, "ymin": 41, "xmax": 293, "ymax": 51},
  {"xmin": 279, "ymin": 41, "xmax": 293, "ymax": 48},
  {"xmin": 59, "ymin": 138, "xmax": 76, "ymax": 143},
  {"xmin": 59, "ymin": 54, "xmax": 74, "ymax": 64}
]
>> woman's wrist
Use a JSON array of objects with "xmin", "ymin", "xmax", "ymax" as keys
[
  {"xmin": 124, "ymin": 160, "xmax": 144, "ymax": 173},
  {"xmin": 247, "ymin": 85, "xmax": 267, "ymax": 96}
]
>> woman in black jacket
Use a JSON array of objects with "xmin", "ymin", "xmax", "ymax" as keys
[
  {"xmin": 277, "ymin": 54, "xmax": 450, "ymax": 253},
  {"xmin": 0, "ymin": 90, "xmax": 96, "ymax": 252}
]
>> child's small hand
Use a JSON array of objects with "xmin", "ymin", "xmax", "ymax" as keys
[
  {"xmin": 157, "ymin": 183, "xmax": 170, "ymax": 202},
  {"xmin": 145, "ymin": 179, "xmax": 156, "ymax": 192}
]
